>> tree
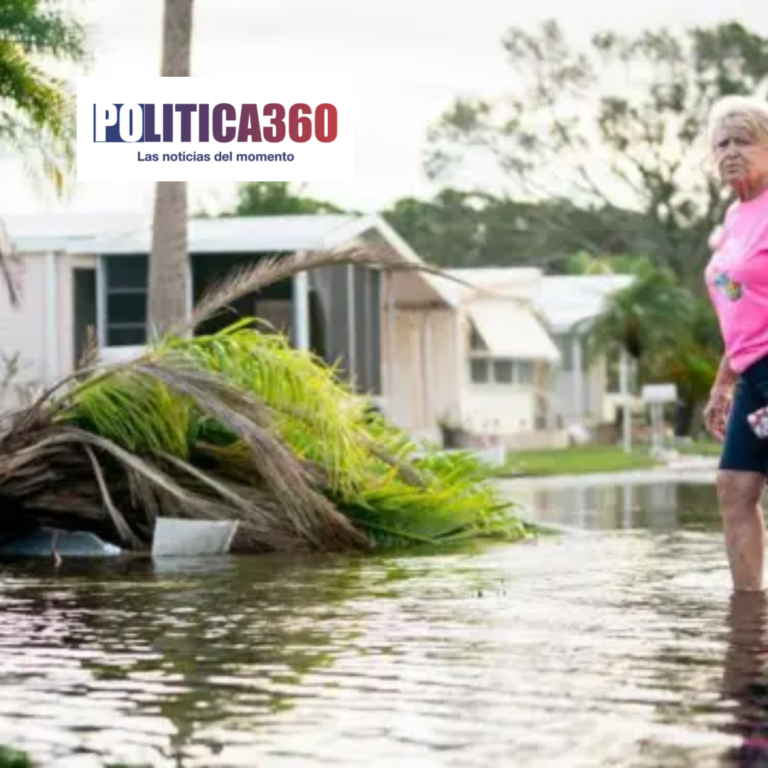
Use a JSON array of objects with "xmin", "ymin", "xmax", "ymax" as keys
[
  {"xmin": 583, "ymin": 259, "xmax": 721, "ymax": 435},
  {"xmin": 650, "ymin": 296, "xmax": 721, "ymax": 435},
  {"xmin": 383, "ymin": 189, "xmax": 489, "ymax": 267},
  {"xmin": 0, "ymin": 0, "xmax": 86, "ymax": 190},
  {"xmin": 0, "ymin": 0, "xmax": 87, "ymax": 305},
  {"xmin": 228, "ymin": 182, "xmax": 347, "ymax": 216},
  {"xmin": 147, "ymin": 0, "xmax": 194, "ymax": 339},
  {"xmin": 383, "ymin": 188, "xmax": 655, "ymax": 270},
  {"xmin": 426, "ymin": 21, "xmax": 768, "ymax": 286},
  {"xmin": 585, "ymin": 260, "xmax": 692, "ymax": 362}
]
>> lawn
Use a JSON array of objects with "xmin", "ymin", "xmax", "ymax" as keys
[
  {"xmin": 498, "ymin": 445, "xmax": 662, "ymax": 478},
  {"xmin": 675, "ymin": 439, "xmax": 722, "ymax": 456}
]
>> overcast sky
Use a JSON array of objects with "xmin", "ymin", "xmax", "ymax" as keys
[{"xmin": 0, "ymin": 0, "xmax": 764, "ymax": 218}]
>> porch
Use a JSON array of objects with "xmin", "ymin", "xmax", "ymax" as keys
[{"xmin": 70, "ymin": 214, "xmax": 430, "ymax": 398}]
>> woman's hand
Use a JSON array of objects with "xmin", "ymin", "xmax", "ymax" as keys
[{"xmin": 704, "ymin": 387, "xmax": 733, "ymax": 442}]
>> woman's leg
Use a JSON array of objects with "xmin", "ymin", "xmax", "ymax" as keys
[
  {"xmin": 717, "ymin": 470, "xmax": 766, "ymax": 591},
  {"xmin": 718, "ymin": 377, "xmax": 767, "ymax": 592}
]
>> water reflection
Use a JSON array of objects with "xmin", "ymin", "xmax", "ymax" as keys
[
  {"xmin": 508, "ymin": 481, "xmax": 721, "ymax": 532},
  {"xmin": 721, "ymin": 592, "xmax": 768, "ymax": 766},
  {"xmin": 0, "ymin": 483, "xmax": 764, "ymax": 767},
  {"xmin": 0, "ymin": 554, "xmax": 377, "ymax": 766}
]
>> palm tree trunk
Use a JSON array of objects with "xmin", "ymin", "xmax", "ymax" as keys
[
  {"xmin": 147, "ymin": 0, "xmax": 194, "ymax": 339},
  {"xmin": 0, "ymin": 219, "xmax": 20, "ymax": 307}
]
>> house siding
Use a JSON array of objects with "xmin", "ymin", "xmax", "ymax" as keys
[
  {"xmin": 381, "ymin": 305, "xmax": 458, "ymax": 440},
  {"xmin": 0, "ymin": 252, "xmax": 48, "ymax": 407},
  {"xmin": 460, "ymin": 387, "xmax": 535, "ymax": 435}
]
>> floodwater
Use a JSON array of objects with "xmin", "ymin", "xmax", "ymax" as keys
[{"xmin": 0, "ymin": 477, "xmax": 767, "ymax": 767}]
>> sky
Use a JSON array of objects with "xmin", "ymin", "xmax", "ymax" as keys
[{"xmin": 0, "ymin": 0, "xmax": 764, "ymax": 219}]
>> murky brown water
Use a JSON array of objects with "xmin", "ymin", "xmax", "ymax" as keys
[{"xmin": 0, "ymin": 480, "xmax": 766, "ymax": 767}]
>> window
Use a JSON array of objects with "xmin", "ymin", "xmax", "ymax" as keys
[
  {"xmin": 491, "ymin": 359, "xmax": 534, "ymax": 384},
  {"xmin": 470, "ymin": 359, "xmax": 490, "ymax": 383},
  {"xmin": 494, "ymin": 359, "xmax": 513, "ymax": 383},
  {"xmin": 102, "ymin": 255, "xmax": 148, "ymax": 346},
  {"xmin": 467, "ymin": 322, "xmax": 537, "ymax": 386},
  {"xmin": 469, "ymin": 356, "xmax": 536, "ymax": 386}
]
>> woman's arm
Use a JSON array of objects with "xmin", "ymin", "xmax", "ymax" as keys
[
  {"xmin": 711, "ymin": 354, "xmax": 737, "ymax": 395},
  {"xmin": 704, "ymin": 354, "xmax": 736, "ymax": 441}
]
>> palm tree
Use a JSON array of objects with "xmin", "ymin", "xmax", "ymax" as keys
[
  {"xmin": 581, "ymin": 260, "xmax": 695, "ymax": 447},
  {"xmin": 147, "ymin": 0, "xmax": 195, "ymax": 339},
  {"xmin": 585, "ymin": 261, "xmax": 693, "ymax": 362},
  {"xmin": 646, "ymin": 297, "xmax": 721, "ymax": 436},
  {"xmin": 0, "ymin": 219, "xmax": 20, "ymax": 307},
  {"xmin": 0, "ymin": 0, "xmax": 85, "ymax": 187},
  {"xmin": 0, "ymin": 0, "xmax": 86, "ymax": 303}
]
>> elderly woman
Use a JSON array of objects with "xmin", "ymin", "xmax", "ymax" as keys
[{"xmin": 704, "ymin": 95, "xmax": 768, "ymax": 592}]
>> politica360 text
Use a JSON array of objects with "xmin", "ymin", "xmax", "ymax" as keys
[{"xmin": 93, "ymin": 102, "xmax": 338, "ymax": 144}]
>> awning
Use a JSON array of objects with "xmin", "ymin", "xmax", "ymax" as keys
[{"xmin": 467, "ymin": 300, "xmax": 561, "ymax": 362}]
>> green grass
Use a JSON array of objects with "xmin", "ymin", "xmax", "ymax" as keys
[
  {"xmin": 675, "ymin": 439, "xmax": 722, "ymax": 456},
  {"xmin": 498, "ymin": 445, "xmax": 662, "ymax": 478}
]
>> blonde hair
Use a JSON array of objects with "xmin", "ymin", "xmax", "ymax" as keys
[{"xmin": 708, "ymin": 94, "xmax": 768, "ymax": 150}]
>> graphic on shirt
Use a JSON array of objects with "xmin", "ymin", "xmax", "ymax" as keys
[{"xmin": 711, "ymin": 269, "xmax": 743, "ymax": 301}]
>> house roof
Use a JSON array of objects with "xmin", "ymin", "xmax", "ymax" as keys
[
  {"xmin": 4, "ymin": 212, "xmax": 378, "ymax": 255},
  {"xmin": 4, "ymin": 210, "xmax": 459, "ymax": 307},
  {"xmin": 4, "ymin": 212, "xmax": 149, "ymax": 252},
  {"xmin": 4, "ymin": 214, "xmax": 633, "ymax": 325},
  {"xmin": 84, "ymin": 213, "xmax": 372, "ymax": 255},
  {"xmin": 433, "ymin": 267, "xmax": 544, "ymax": 307},
  {"xmin": 433, "ymin": 267, "xmax": 634, "ymax": 330},
  {"xmin": 533, "ymin": 274, "xmax": 635, "ymax": 333}
]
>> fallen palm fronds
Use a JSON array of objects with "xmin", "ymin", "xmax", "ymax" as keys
[{"xmin": 0, "ymin": 245, "xmax": 529, "ymax": 553}]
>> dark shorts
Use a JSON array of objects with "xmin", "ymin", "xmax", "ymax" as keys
[{"xmin": 721, "ymin": 355, "xmax": 768, "ymax": 475}]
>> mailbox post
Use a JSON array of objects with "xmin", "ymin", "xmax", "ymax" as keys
[{"xmin": 641, "ymin": 384, "xmax": 678, "ymax": 454}]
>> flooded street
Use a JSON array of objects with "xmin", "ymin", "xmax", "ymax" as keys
[{"xmin": 0, "ymin": 477, "xmax": 765, "ymax": 767}]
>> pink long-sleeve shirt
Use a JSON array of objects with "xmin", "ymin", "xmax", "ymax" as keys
[{"xmin": 705, "ymin": 186, "xmax": 768, "ymax": 374}]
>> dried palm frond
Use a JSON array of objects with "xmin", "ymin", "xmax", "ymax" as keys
[
  {"xmin": 0, "ymin": 241, "xmax": 526, "ymax": 554},
  {"xmin": 180, "ymin": 244, "xmax": 472, "ymax": 335},
  {"xmin": 77, "ymin": 325, "xmax": 99, "ymax": 371},
  {"xmin": 55, "ymin": 355, "xmax": 369, "ymax": 550}
]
